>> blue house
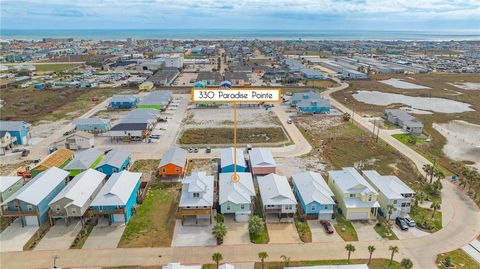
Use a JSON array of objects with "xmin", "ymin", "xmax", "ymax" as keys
[
  {"xmin": 220, "ymin": 147, "xmax": 247, "ymax": 173},
  {"xmin": 108, "ymin": 94, "xmax": 139, "ymax": 109},
  {"xmin": 90, "ymin": 170, "xmax": 141, "ymax": 223},
  {"xmin": 74, "ymin": 118, "xmax": 111, "ymax": 133},
  {"xmin": 95, "ymin": 149, "xmax": 131, "ymax": 176},
  {"xmin": 290, "ymin": 91, "xmax": 321, "ymax": 106},
  {"xmin": 296, "ymin": 98, "xmax": 331, "ymax": 114},
  {"xmin": 0, "ymin": 121, "xmax": 31, "ymax": 145},
  {"xmin": 1, "ymin": 167, "xmax": 69, "ymax": 226},
  {"xmin": 292, "ymin": 171, "xmax": 335, "ymax": 220}
]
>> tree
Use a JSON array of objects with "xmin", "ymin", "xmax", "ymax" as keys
[
  {"xmin": 212, "ymin": 222, "xmax": 227, "ymax": 244},
  {"xmin": 407, "ymin": 135, "xmax": 417, "ymax": 145},
  {"xmin": 434, "ymin": 170, "xmax": 445, "ymax": 182},
  {"xmin": 430, "ymin": 201, "xmax": 441, "ymax": 218},
  {"xmin": 342, "ymin": 112, "xmax": 351, "ymax": 122},
  {"xmin": 414, "ymin": 191, "xmax": 427, "ymax": 206},
  {"xmin": 258, "ymin": 251, "xmax": 268, "ymax": 269},
  {"xmin": 389, "ymin": 246, "xmax": 399, "ymax": 266},
  {"xmin": 422, "ymin": 164, "xmax": 435, "ymax": 183},
  {"xmin": 248, "ymin": 216, "xmax": 265, "ymax": 237},
  {"xmin": 386, "ymin": 204, "xmax": 396, "ymax": 221},
  {"xmin": 212, "ymin": 252, "xmax": 223, "ymax": 269},
  {"xmin": 400, "ymin": 258, "xmax": 413, "ymax": 269},
  {"xmin": 280, "ymin": 255, "xmax": 291, "ymax": 267},
  {"xmin": 345, "ymin": 244, "xmax": 356, "ymax": 261},
  {"xmin": 367, "ymin": 245, "xmax": 376, "ymax": 265}
]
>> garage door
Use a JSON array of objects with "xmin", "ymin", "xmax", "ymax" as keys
[
  {"xmin": 24, "ymin": 216, "xmax": 39, "ymax": 227},
  {"xmin": 348, "ymin": 212, "xmax": 369, "ymax": 220},
  {"xmin": 235, "ymin": 213, "xmax": 250, "ymax": 222},
  {"xmin": 113, "ymin": 214, "xmax": 125, "ymax": 223},
  {"xmin": 318, "ymin": 213, "xmax": 333, "ymax": 221}
]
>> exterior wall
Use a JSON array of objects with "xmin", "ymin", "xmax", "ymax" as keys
[
  {"xmin": 221, "ymin": 164, "xmax": 246, "ymax": 173},
  {"xmin": 299, "ymin": 106, "xmax": 330, "ymax": 114},
  {"xmin": 0, "ymin": 179, "xmax": 23, "ymax": 203},
  {"xmin": 76, "ymin": 123, "xmax": 111, "ymax": 133},
  {"xmin": 95, "ymin": 157, "xmax": 130, "ymax": 176},
  {"xmin": 9, "ymin": 128, "xmax": 29, "ymax": 145},
  {"xmin": 377, "ymin": 193, "xmax": 412, "ymax": 219},
  {"xmin": 110, "ymin": 101, "xmax": 136, "ymax": 109},
  {"xmin": 220, "ymin": 201, "xmax": 251, "ymax": 214},
  {"xmin": 90, "ymin": 180, "xmax": 139, "ymax": 223},
  {"xmin": 251, "ymin": 166, "xmax": 275, "ymax": 175},
  {"xmin": 345, "ymin": 207, "xmax": 373, "ymax": 220},
  {"xmin": 159, "ymin": 163, "xmax": 184, "ymax": 176}
]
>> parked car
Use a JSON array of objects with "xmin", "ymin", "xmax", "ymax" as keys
[
  {"xmin": 206, "ymin": 147, "xmax": 211, "ymax": 153},
  {"xmin": 150, "ymin": 134, "xmax": 160, "ymax": 139},
  {"xmin": 48, "ymin": 147, "xmax": 57, "ymax": 154},
  {"xmin": 63, "ymin": 130, "xmax": 74, "ymax": 136},
  {"xmin": 12, "ymin": 148, "xmax": 23, "ymax": 153},
  {"xmin": 287, "ymin": 118, "xmax": 293, "ymax": 124},
  {"xmin": 321, "ymin": 220, "xmax": 334, "ymax": 234},
  {"xmin": 194, "ymin": 147, "xmax": 199, "ymax": 153},
  {"xmin": 396, "ymin": 217, "xmax": 409, "ymax": 231},
  {"xmin": 403, "ymin": 217, "xmax": 416, "ymax": 227},
  {"xmin": 21, "ymin": 149, "xmax": 30, "ymax": 157},
  {"xmin": 188, "ymin": 147, "xmax": 194, "ymax": 153}
]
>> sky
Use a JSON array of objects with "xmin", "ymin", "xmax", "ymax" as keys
[{"xmin": 1, "ymin": 0, "xmax": 480, "ymax": 31}]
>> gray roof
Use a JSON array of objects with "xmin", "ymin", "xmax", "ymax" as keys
[
  {"xmin": 197, "ymin": 72, "xmax": 222, "ymax": 82},
  {"xmin": 179, "ymin": 172, "xmax": 214, "ymax": 207},
  {"xmin": 249, "ymin": 148, "xmax": 276, "ymax": 168},
  {"xmin": 138, "ymin": 91, "xmax": 172, "ymax": 106},
  {"xmin": 224, "ymin": 72, "xmax": 248, "ymax": 80},
  {"xmin": 0, "ymin": 121, "xmax": 30, "ymax": 131},
  {"xmin": 120, "ymin": 108, "xmax": 159, "ymax": 124},
  {"xmin": 110, "ymin": 94, "xmax": 138, "ymax": 103},
  {"xmin": 91, "ymin": 170, "xmax": 141, "ymax": 206},
  {"xmin": 257, "ymin": 173, "xmax": 297, "ymax": 206},
  {"xmin": 159, "ymin": 147, "xmax": 187, "ymax": 168},
  {"xmin": 219, "ymin": 172, "xmax": 255, "ymax": 205},
  {"xmin": 292, "ymin": 171, "xmax": 335, "ymax": 205},
  {"xmin": 0, "ymin": 176, "xmax": 22, "ymax": 193},
  {"xmin": 384, "ymin": 109, "xmax": 424, "ymax": 128},
  {"xmin": 95, "ymin": 149, "xmax": 130, "ymax": 168},
  {"xmin": 328, "ymin": 167, "xmax": 378, "ymax": 195},
  {"xmin": 291, "ymin": 91, "xmax": 321, "ymax": 103},
  {"xmin": 64, "ymin": 148, "xmax": 104, "ymax": 171},
  {"xmin": 74, "ymin": 118, "xmax": 110, "ymax": 126},
  {"xmin": 362, "ymin": 170, "xmax": 415, "ymax": 200},
  {"xmin": 221, "ymin": 148, "xmax": 246, "ymax": 168}
]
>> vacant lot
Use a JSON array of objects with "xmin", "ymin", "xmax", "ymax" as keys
[
  {"xmin": 185, "ymin": 107, "xmax": 281, "ymax": 128},
  {"xmin": 436, "ymin": 249, "xmax": 479, "ymax": 269},
  {"xmin": 185, "ymin": 159, "xmax": 216, "ymax": 176},
  {"xmin": 130, "ymin": 159, "xmax": 160, "ymax": 182},
  {"xmin": 33, "ymin": 63, "xmax": 81, "ymax": 72},
  {"xmin": 179, "ymin": 127, "xmax": 288, "ymax": 145},
  {"xmin": 117, "ymin": 183, "xmax": 180, "ymax": 248},
  {"xmin": 254, "ymin": 259, "xmax": 403, "ymax": 269}
]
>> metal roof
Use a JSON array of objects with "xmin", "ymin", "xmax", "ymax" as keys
[
  {"xmin": 74, "ymin": 117, "xmax": 110, "ymax": 126},
  {"xmin": 110, "ymin": 94, "xmax": 138, "ymax": 103},
  {"xmin": 0, "ymin": 176, "xmax": 22, "ymax": 193},
  {"xmin": 95, "ymin": 149, "xmax": 130, "ymax": 169},
  {"xmin": 257, "ymin": 173, "xmax": 297, "ymax": 206},
  {"xmin": 0, "ymin": 121, "xmax": 30, "ymax": 131},
  {"xmin": 362, "ymin": 170, "xmax": 415, "ymax": 200},
  {"xmin": 138, "ymin": 91, "xmax": 172, "ymax": 106},
  {"xmin": 90, "ymin": 170, "xmax": 141, "ymax": 206},
  {"xmin": 249, "ymin": 148, "xmax": 276, "ymax": 168},
  {"xmin": 64, "ymin": 148, "xmax": 103, "ymax": 171},
  {"xmin": 219, "ymin": 172, "xmax": 255, "ymax": 205},
  {"xmin": 328, "ymin": 167, "xmax": 378, "ymax": 195},
  {"xmin": 179, "ymin": 172, "xmax": 214, "ymax": 207},
  {"xmin": 159, "ymin": 147, "xmax": 187, "ymax": 168},
  {"xmin": 221, "ymin": 148, "xmax": 246, "ymax": 168},
  {"xmin": 292, "ymin": 171, "xmax": 335, "ymax": 205}
]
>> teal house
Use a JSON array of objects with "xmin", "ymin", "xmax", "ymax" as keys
[
  {"xmin": 296, "ymin": 98, "xmax": 331, "ymax": 114},
  {"xmin": 219, "ymin": 172, "xmax": 255, "ymax": 222},
  {"xmin": 95, "ymin": 149, "xmax": 131, "ymax": 176},
  {"xmin": 292, "ymin": 171, "xmax": 335, "ymax": 220},
  {"xmin": 74, "ymin": 118, "xmax": 111, "ymax": 134}
]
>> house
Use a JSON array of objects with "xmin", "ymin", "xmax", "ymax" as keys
[
  {"xmin": 383, "ymin": 109, "xmax": 424, "ymax": 134},
  {"xmin": 31, "ymin": 148, "xmax": 74, "ymax": 177},
  {"xmin": 1, "ymin": 167, "xmax": 69, "ymax": 227},
  {"xmin": 49, "ymin": 169, "xmax": 106, "ymax": 225},
  {"xmin": 178, "ymin": 172, "xmax": 214, "ymax": 224},
  {"xmin": 296, "ymin": 98, "xmax": 331, "ymax": 114},
  {"xmin": 290, "ymin": 91, "xmax": 321, "ymax": 106},
  {"xmin": 0, "ymin": 131, "xmax": 16, "ymax": 155},
  {"xmin": 138, "ymin": 81, "xmax": 154, "ymax": 91},
  {"xmin": 74, "ymin": 118, "xmax": 111, "ymax": 134},
  {"xmin": 292, "ymin": 171, "xmax": 335, "ymax": 220},
  {"xmin": 137, "ymin": 91, "xmax": 172, "ymax": 110},
  {"xmin": 257, "ymin": 173, "xmax": 297, "ymax": 222},
  {"xmin": 219, "ymin": 264, "xmax": 235, "ymax": 269},
  {"xmin": 0, "ymin": 121, "xmax": 31, "ymax": 145},
  {"xmin": 248, "ymin": 148, "xmax": 276, "ymax": 175},
  {"xmin": 328, "ymin": 167, "xmax": 380, "ymax": 220},
  {"xmin": 56, "ymin": 131, "xmax": 94, "ymax": 150},
  {"xmin": 286, "ymin": 265, "xmax": 369, "ymax": 269},
  {"xmin": 220, "ymin": 148, "xmax": 247, "ymax": 173},
  {"xmin": 158, "ymin": 147, "xmax": 187, "ymax": 176},
  {"xmin": 219, "ymin": 172, "xmax": 255, "ymax": 222},
  {"xmin": 0, "ymin": 176, "xmax": 23, "ymax": 203},
  {"xmin": 362, "ymin": 170, "xmax": 415, "ymax": 219},
  {"xmin": 108, "ymin": 108, "xmax": 159, "ymax": 140},
  {"xmin": 163, "ymin": 263, "xmax": 201, "ymax": 269},
  {"xmin": 95, "ymin": 149, "xmax": 131, "ymax": 176},
  {"xmin": 90, "ymin": 170, "xmax": 142, "ymax": 223},
  {"xmin": 147, "ymin": 68, "xmax": 179, "ymax": 86},
  {"xmin": 196, "ymin": 72, "xmax": 222, "ymax": 86},
  {"xmin": 301, "ymin": 68, "xmax": 327, "ymax": 79},
  {"xmin": 108, "ymin": 94, "xmax": 139, "ymax": 109},
  {"xmin": 224, "ymin": 72, "xmax": 251, "ymax": 86},
  {"xmin": 63, "ymin": 148, "xmax": 104, "ymax": 177}
]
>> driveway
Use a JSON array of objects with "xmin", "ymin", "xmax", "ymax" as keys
[
  {"xmin": 351, "ymin": 221, "xmax": 383, "ymax": 241},
  {"xmin": 266, "ymin": 223, "xmax": 301, "ymax": 244},
  {"xmin": 171, "ymin": 219, "xmax": 216, "ymax": 247},
  {"xmin": 223, "ymin": 217, "xmax": 250, "ymax": 245},
  {"xmin": 392, "ymin": 225, "xmax": 430, "ymax": 240},
  {"xmin": 35, "ymin": 220, "xmax": 82, "ymax": 250},
  {"xmin": 0, "ymin": 219, "xmax": 38, "ymax": 252},
  {"xmin": 82, "ymin": 218, "xmax": 126, "ymax": 249},
  {"xmin": 308, "ymin": 220, "xmax": 344, "ymax": 243}
]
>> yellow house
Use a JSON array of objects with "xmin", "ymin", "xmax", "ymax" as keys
[
  {"xmin": 139, "ymin": 81, "xmax": 154, "ymax": 91},
  {"xmin": 328, "ymin": 167, "xmax": 379, "ymax": 220}
]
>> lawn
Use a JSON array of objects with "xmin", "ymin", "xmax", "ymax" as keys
[
  {"xmin": 33, "ymin": 63, "xmax": 81, "ymax": 72},
  {"xmin": 333, "ymin": 215, "xmax": 358, "ymax": 241},
  {"xmin": 117, "ymin": 183, "xmax": 179, "ymax": 248},
  {"xmin": 409, "ymin": 205, "xmax": 442, "ymax": 233},
  {"xmin": 179, "ymin": 127, "xmax": 289, "ymax": 145},
  {"xmin": 436, "ymin": 249, "xmax": 480, "ymax": 269},
  {"xmin": 250, "ymin": 195, "xmax": 270, "ymax": 244},
  {"xmin": 294, "ymin": 217, "xmax": 312, "ymax": 243},
  {"xmin": 373, "ymin": 218, "xmax": 398, "ymax": 240},
  {"xmin": 253, "ymin": 259, "xmax": 402, "ymax": 269}
]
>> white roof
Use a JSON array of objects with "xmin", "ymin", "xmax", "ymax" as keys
[
  {"xmin": 90, "ymin": 170, "xmax": 141, "ymax": 206},
  {"xmin": 221, "ymin": 147, "xmax": 246, "ymax": 168},
  {"xmin": 258, "ymin": 173, "xmax": 297, "ymax": 206},
  {"xmin": 0, "ymin": 176, "xmax": 22, "ymax": 193},
  {"xmin": 219, "ymin": 264, "xmax": 235, "ymax": 269},
  {"xmin": 163, "ymin": 263, "xmax": 201, "ymax": 269},
  {"xmin": 49, "ymin": 169, "xmax": 106, "ymax": 208},
  {"xmin": 219, "ymin": 172, "xmax": 255, "ymax": 205},
  {"xmin": 292, "ymin": 171, "xmax": 335, "ymax": 205},
  {"xmin": 159, "ymin": 147, "xmax": 187, "ymax": 168},
  {"xmin": 179, "ymin": 172, "xmax": 214, "ymax": 207},
  {"xmin": 96, "ymin": 149, "xmax": 130, "ymax": 169},
  {"xmin": 64, "ymin": 148, "xmax": 103, "ymax": 171},
  {"xmin": 362, "ymin": 170, "xmax": 415, "ymax": 200},
  {"xmin": 328, "ymin": 167, "xmax": 378, "ymax": 195},
  {"xmin": 1, "ymin": 167, "xmax": 69, "ymax": 206},
  {"xmin": 249, "ymin": 148, "xmax": 276, "ymax": 168},
  {"xmin": 344, "ymin": 198, "xmax": 380, "ymax": 209},
  {"xmin": 286, "ymin": 265, "xmax": 369, "ymax": 269}
]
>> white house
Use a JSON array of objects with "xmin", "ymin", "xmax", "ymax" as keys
[
  {"xmin": 362, "ymin": 170, "xmax": 415, "ymax": 219},
  {"xmin": 56, "ymin": 131, "xmax": 94, "ymax": 150},
  {"xmin": 219, "ymin": 172, "xmax": 255, "ymax": 222},
  {"xmin": 178, "ymin": 172, "xmax": 214, "ymax": 225},
  {"xmin": 257, "ymin": 173, "xmax": 297, "ymax": 222},
  {"xmin": 163, "ymin": 263, "xmax": 201, "ymax": 269}
]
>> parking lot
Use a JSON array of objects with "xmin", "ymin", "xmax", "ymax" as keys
[
  {"xmin": 266, "ymin": 223, "xmax": 301, "ymax": 244},
  {"xmin": 223, "ymin": 217, "xmax": 251, "ymax": 245},
  {"xmin": 35, "ymin": 220, "xmax": 82, "ymax": 250},
  {"xmin": 0, "ymin": 219, "xmax": 38, "ymax": 252},
  {"xmin": 82, "ymin": 218, "xmax": 126, "ymax": 249},
  {"xmin": 308, "ymin": 220, "xmax": 344, "ymax": 243},
  {"xmin": 351, "ymin": 221, "xmax": 383, "ymax": 241}
]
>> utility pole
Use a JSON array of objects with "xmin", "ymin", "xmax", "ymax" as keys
[
  {"xmin": 372, "ymin": 119, "xmax": 376, "ymax": 138},
  {"xmin": 376, "ymin": 124, "xmax": 380, "ymax": 143}
]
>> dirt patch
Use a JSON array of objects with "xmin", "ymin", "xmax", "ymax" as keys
[
  {"xmin": 130, "ymin": 159, "xmax": 161, "ymax": 182},
  {"xmin": 179, "ymin": 127, "xmax": 288, "ymax": 145},
  {"xmin": 185, "ymin": 159, "xmax": 217, "ymax": 176},
  {"xmin": 185, "ymin": 107, "xmax": 281, "ymax": 128}
]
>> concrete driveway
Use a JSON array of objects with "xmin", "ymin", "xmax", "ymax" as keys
[
  {"xmin": 35, "ymin": 220, "xmax": 82, "ymax": 250},
  {"xmin": 308, "ymin": 220, "xmax": 344, "ymax": 243},
  {"xmin": 392, "ymin": 225, "xmax": 430, "ymax": 240},
  {"xmin": 171, "ymin": 219, "xmax": 216, "ymax": 247},
  {"xmin": 351, "ymin": 221, "xmax": 383, "ymax": 241},
  {"xmin": 82, "ymin": 218, "xmax": 126, "ymax": 249},
  {"xmin": 0, "ymin": 218, "xmax": 38, "ymax": 252},
  {"xmin": 223, "ymin": 217, "xmax": 251, "ymax": 245},
  {"xmin": 266, "ymin": 223, "xmax": 301, "ymax": 244}
]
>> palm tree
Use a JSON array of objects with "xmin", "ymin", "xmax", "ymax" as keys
[
  {"xmin": 434, "ymin": 170, "xmax": 445, "ymax": 182},
  {"xmin": 367, "ymin": 245, "xmax": 376, "ymax": 265},
  {"xmin": 212, "ymin": 222, "xmax": 227, "ymax": 244},
  {"xmin": 414, "ymin": 191, "xmax": 427, "ymax": 206},
  {"xmin": 248, "ymin": 216, "xmax": 265, "ymax": 237},
  {"xmin": 280, "ymin": 255, "xmax": 291, "ymax": 267},
  {"xmin": 386, "ymin": 204, "xmax": 396, "ymax": 221},
  {"xmin": 389, "ymin": 246, "xmax": 399, "ymax": 266},
  {"xmin": 400, "ymin": 258, "xmax": 413, "ymax": 269},
  {"xmin": 258, "ymin": 251, "xmax": 268, "ymax": 269},
  {"xmin": 430, "ymin": 201, "xmax": 441, "ymax": 218},
  {"xmin": 212, "ymin": 252, "xmax": 223, "ymax": 269},
  {"xmin": 422, "ymin": 164, "xmax": 435, "ymax": 183},
  {"xmin": 345, "ymin": 244, "xmax": 356, "ymax": 262}
]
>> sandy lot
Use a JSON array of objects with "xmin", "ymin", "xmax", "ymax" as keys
[
  {"xmin": 449, "ymin": 82, "xmax": 480, "ymax": 91},
  {"xmin": 30, "ymin": 120, "xmax": 71, "ymax": 145},
  {"xmin": 433, "ymin": 120, "xmax": 480, "ymax": 170},
  {"xmin": 185, "ymin": 107, "xmax": 281, "ymax": 128}
]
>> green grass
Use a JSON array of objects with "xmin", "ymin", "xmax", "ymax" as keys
[
  {"xmin": 295, "ymin": 217, "xmax": 312, "ymax": 243},
  {"xmin": 33, "ymin": 63, "xmax": 81, "ymax": 72},
  {"xmin": 117, "ymin": 184, "xmax": 179, "ymax": 247},
  {"xmin": 409, "ymin": 205, "xmax": 442, "ymax": 232},
  {"xmin": 254, "ymin": 259, "xmax": 402, "ymax": 269},
  {"xmin": 374, "ymin": 219, "xmax": 398, "ymax": 240},
  {"xmin": 250, "ymin": 195, "xmax": 270, "ymax": 244},
  {"xmin": 436, "ymin": 249, "xmax": 480, "ymax": 269},
  {"xmin": 333, "ymin": 215, "xmax": 358, "ymax": 241}
]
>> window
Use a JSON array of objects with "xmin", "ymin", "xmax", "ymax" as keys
[
  {"xmin": 285, "ymin": 205, "xmax": 293, "ymax": 210},
  {"xmin": 240, "ymin": 204, "xmax": 245, "ymax": 210},
  {"xmin": 112, "ymin": 168, "xmax": 117, "ymax": 173},
  {"xmin": 71, "ymin": 209, "xmax": 76, "ymax": 214},
  {"xmin": 393, "ymin": 200, "xmax": 397, "ymax": 204},
  {"xmin": 267, "ymin": 205, "xmax": 275, "ymax": 208},
  {"xmin": 227, "ymin": 204, "xmax": 231, "ymax": 210},
  {"xmin": 162, "ymin": 168, "xmax": 166, "ymax": 173},
  {"xmin": 55, "ymin": 205, "xmax": 61, "ymax": 212},
  {"xmin": 193, "ymin": 193, "xmax": 200, "ymax": 198},
  {"xmin": 324, "ymin": 204, "xmax": 329, "ymax": 210},
  {"xmin": 27, "ymin": 205, "xmax": 33, "ymax": 211},
  {"xmin": 368, "ymin": 195, "xmax": 372, "ymax": 201},
  {"xmin": 311, "ymin": 204, "xmax": 316, "ymax": 211},
  {"xmin": 97, "ymin": 168, "xmax": 103, "ymax": 172},
  {"xmin": 176, "ymin": 168, "xmax": 180, "ymax": 172},
  {"xmin": 349, "ymin": 194, "xmax": 355, "ymax": 198}
]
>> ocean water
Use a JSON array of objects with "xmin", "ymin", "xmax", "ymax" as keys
[{"xmin": 1, "ymin": 29, "xmax": 480, "ymax": 41}]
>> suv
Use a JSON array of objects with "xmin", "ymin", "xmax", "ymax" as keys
[
  {"xmin": 396, "ymin": 217, "xmax": 409, "ymax": 231},
  {"xmin": 403, "ymin": 217, "xmax": 416, "ymax": 227}
]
